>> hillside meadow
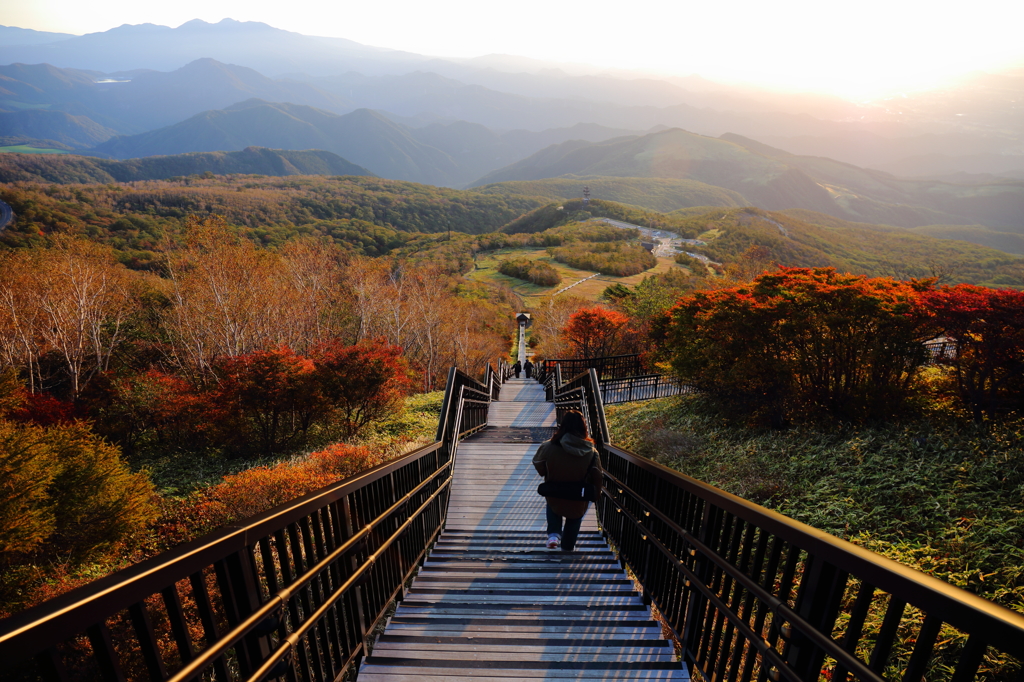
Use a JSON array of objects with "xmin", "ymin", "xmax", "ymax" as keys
[
  {"xmin": 606, "ymin": 394, "xmax": 1024, "ymax": 680},
  {"xmin": 0, "ymin": 174, "xmax": 546, "ymax": 267},
  {"xmin": 466, "ymin": 246, "xmax": 685, "ymax": 302}
]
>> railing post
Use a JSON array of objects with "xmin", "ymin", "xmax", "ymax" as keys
[
  {"xmin": 785, "ymin": 556, "xmax": 849, "ymax": 681},
  {"xmin": 340, "ymin": 495, "xmax": 369, "ymax": 671},
  {"xmin": 435, "ymin": 366, "xmax": 459, "ymax": 442},
  {"xmin": 215, "ymin": 548, "xmax": 272, "ymax": 677},
  {"xmin": 682, "ymin": 499, "xmax": 715, "ymax": 665}
]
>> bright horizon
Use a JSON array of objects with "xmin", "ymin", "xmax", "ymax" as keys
[{"xmin": 6, "ymin": 0, "xmax": 1024, "ymax": 100}]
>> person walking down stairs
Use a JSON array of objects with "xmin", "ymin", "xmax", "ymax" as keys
[{"xmin": 532, "ymin": 410, "xmax": 602, "ymax": 550}]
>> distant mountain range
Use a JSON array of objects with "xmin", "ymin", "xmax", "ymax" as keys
[
  {"xmin": 0, "ymin": 60, "xmax": 351, "ymax": 133},
  {"xmin": 0, "ymin": 25, "xmax": 75, "ymax": 46},
  {"xmin": 0, "ymin": 19, "xmax": 430, "ymax": 77},
  {"xmin": 1, "ymin": 19, "xmax": 1022, "ymax": 178},
  {"xmin": 473, "ymin": 129, "xmax": 1024, "ymax": 231},
  {"xmin": 1, "ymin": 18, "xmax": 1023, "ymax": 241},
  {"xmin": 0, "ymin": 146, "xmax": 372, "ymax": 183},
  {"xmin": 92, "ymin": 99, "xmax": 643, "ymax": 186}
]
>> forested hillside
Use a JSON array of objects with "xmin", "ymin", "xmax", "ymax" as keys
[
  {"xmin": 476, "ymin": 176, "xmax": 747, "ymax": 212},
  {"xmin": 94, "ymin": 103, "xmax": 464, "ymax": 185},
  {"xmin": 0, "ymin": 146, "xmax": 373, "ymax": 183},
  {"xmin": 0, "ymin": 175, "xmax": 546, "ymax": 266},
  {"xmin": 491, "ymin": 200, "xmax": 1024, "ymax": 287},
  {"xmin": 0, "ymin": 213, "xmax": 519, "ymax": 617}
]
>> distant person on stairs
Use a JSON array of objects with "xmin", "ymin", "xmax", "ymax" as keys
[
  {"xmin": 524, "ymin": 359, "xmax": 534, "ymax": 379},
  {"xmin": 532, "ymin": 410, "xmax": 602, "ymax": 551},
  {"xmin": 513, "ymin": 360, "xmax": 522, "ymax": 378}
]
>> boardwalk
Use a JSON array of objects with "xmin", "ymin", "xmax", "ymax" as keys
[{"xmin": 359, "ymin": 377, "xmax": 687, "ymax": 680}]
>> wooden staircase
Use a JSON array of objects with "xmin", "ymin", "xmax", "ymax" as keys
[{"xmin": 358, "ymin": 377, "xmax": 688, "ymax": 680}]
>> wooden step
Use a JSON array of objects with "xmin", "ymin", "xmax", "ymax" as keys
[{"xmin": 358, "ymin": 384, "xmax": 687, "ymax": 681}]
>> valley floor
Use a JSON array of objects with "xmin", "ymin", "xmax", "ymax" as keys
[{"xmin": 466, "ymin": 247, "xmax": 686, "ymax": 302}]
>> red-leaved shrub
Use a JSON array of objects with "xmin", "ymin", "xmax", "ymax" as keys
[
  {"xmin": 925, "ymin": 285, "xmax": 1024, "ymax": 421},
  {"xmin": 661, "ymin": 267, "xmax": 937, "ymax": 423}
]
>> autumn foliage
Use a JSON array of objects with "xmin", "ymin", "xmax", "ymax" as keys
[
  {"xmin": 925, "ymin": 285, "xmax": 1024, "ymax": 421},
  {"xmin": 661, "ymin": 268, "xmax": 938, "ymax": 423},
  {"xmin": 313, "ymin": 340, "xmax": 412, "ymax": 440},
  {"xmin": 561, "ymin": 307, "xmax": 634, "ymax": 359},
  {"xmin": 166, "ymin": 443, "xmax": 381, "ymax": 540},
  {"xmin": 0, "ymin": 381, "xmax": 156, "ymax": 610}
]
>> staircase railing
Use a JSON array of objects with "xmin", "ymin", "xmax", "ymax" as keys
[
  {"xmin": 553, "ymin": 369, "xmax": 1024, "ymax": 682},
  {"xmin": 542, "ymin": 357, "xmax": 688, "ymax": 405},
  {"xmin": 0, "ymin": 366, "xmax": 496, "ymax": 682},
  {"xmin": 537, "ymin": 352, "xmax": 644, "ymax": 384}
]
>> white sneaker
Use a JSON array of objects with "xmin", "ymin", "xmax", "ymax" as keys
[{"xmin": 546, "ymin": 534, "xmax": 561, "ymax": 549}]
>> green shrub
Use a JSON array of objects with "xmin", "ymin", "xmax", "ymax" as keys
[
  {"xmin": 0, "ymin": 419, "xmax": 156, "ymax": 567},
  {"xmin": 498, "ymin": 257, "xmax": 562, "ymax": 286},
  {"xmin": 550, "ymin": 241, "xmax": 656, "ymax": 276}
]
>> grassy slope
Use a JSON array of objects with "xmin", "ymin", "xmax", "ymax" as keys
[
  {"xmin": 0, "ymin": 145, "xmax": 70, "ymax": 155},
  {"xmin": 491, "ymin": 200, "xmax": 1024, "ymax": 287},
  {"xmin": 605, "ymin": 395, "xmax": 1024, "ymax": 616},
  {"xmin": 686, "ymin": 207, "xmax": 1024, "ymax": 287},
  {"xmin": 465, "ymin": 246, "xmax": 686, "ymax": 302},
  {"xmin": 0, "ymin": 147, "xmax": 373, "ymax": 183},
  {"xmin": 476, "ymin": 176, "xmax": 749, "ymax": 213}
]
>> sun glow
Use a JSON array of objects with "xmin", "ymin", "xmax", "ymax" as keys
[{"xmin": 6, "ymin": 0, "xmax": 1024, "ymax": 99}]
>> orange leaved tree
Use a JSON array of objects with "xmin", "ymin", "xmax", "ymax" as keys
[
  {"xmin": 662, "ymin": 267, "xmax": 937, "ymax": 424},
  {"xmin": 314, "ymin": 340, "xmax": 412, "ymax": 441},
  {"xmin": 212, "ymin": 346, "xmax": 321, "ymax": 457},
  {"xmin": 925, "ymin": 284, "xmax": 1024, "ymax": 421},
  {"xmin": 560, "ymin": 307, "xmax": 633, "ymax": 359}
]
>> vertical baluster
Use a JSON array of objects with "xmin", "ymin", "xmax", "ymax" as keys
[
  {"xmin": 901, "ymin": 615, "xmax": 943, "ymax": 682},
  {"xmin": 785, "ymin": 553, "xmax": 848, "ymax": 682},
  {"xmin": 216, "ymin": 549, "xmax": 271, "ymax": 678},
  {"xmin": 948, "ymin": 635, "xmax": 988, "ymax": 682},
  {"xmin": 161, "ymin": 584, "xmax": 195, "ymax": 670},
  {"xmin": 707, "ymin": 515, "xmax": 743, "ymax": 678},
  {"xmin": 189, "ymin": 570, "xmax": 231, "ymax": 681},
  {"xmin": 832, "ymin": 580, "xmax": 875, "ymax": 682},
  {"xmin": 756, "ymin": 542, "xmax": 796, "ymax": 682},
  {"xmin": 724, "ymin": 523, "xmax": 759, "ymax": 682},
  {"xmin": 86, "ymin": 622, "xmax": 128, "ymax": 682},
  {"xmin": 311, "ymin": 513, "xmax": 344, "ymax": 678},
  {"xmin": 34, "ymin": 646, "xmax": 70, "ymax": 682},
  {"xmin": 868, "ymin": 596, "xmax": 907, "ymax": 675},
  {"xmin": 128, "ymin": 601, "xmax": 169, "ymax": 681},
  {"xmin": 319, "ymin": 506, "xmax": 347, "ymax": 672}
]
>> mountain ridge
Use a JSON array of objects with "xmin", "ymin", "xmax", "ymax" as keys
[
  {"xmin": 471, "ymin": 128, "xmax": 1024, "ymax": 231},
  {"xmin": 0, "ymin": 146, "xmax": 374, "ymax": 183}
]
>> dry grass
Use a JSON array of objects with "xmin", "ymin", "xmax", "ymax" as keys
[{"xmin": 467, "ymin": 247, "xmax": 682, "ymax": 302}]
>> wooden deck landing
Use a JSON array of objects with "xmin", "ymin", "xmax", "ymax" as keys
[{"xmin": 358, "ymin": 378, "xmax": 687, "ymax": 680}]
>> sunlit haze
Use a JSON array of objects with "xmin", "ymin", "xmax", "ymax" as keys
[{"xmin": 5, "ymin": 0, "xmax": 1024, "ymax": 99}]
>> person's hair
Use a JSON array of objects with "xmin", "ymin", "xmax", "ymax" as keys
[{"xmin": 552, "ymin": 410, "xmax": 592, "ymax": 444}]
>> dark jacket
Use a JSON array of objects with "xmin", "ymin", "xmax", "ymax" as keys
[{"xmin": 532, "ymin": 433, "xmax": 602, "ymax": 519}]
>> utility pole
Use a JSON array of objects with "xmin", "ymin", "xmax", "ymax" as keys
[{"xmin": 582, "ymin": 185, "xmax": 590, "ymax": 208}]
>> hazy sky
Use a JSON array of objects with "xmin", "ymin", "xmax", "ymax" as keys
[{"xmin": 5, "ymin": 0, "xmax": 1024, "ymax": 98}]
